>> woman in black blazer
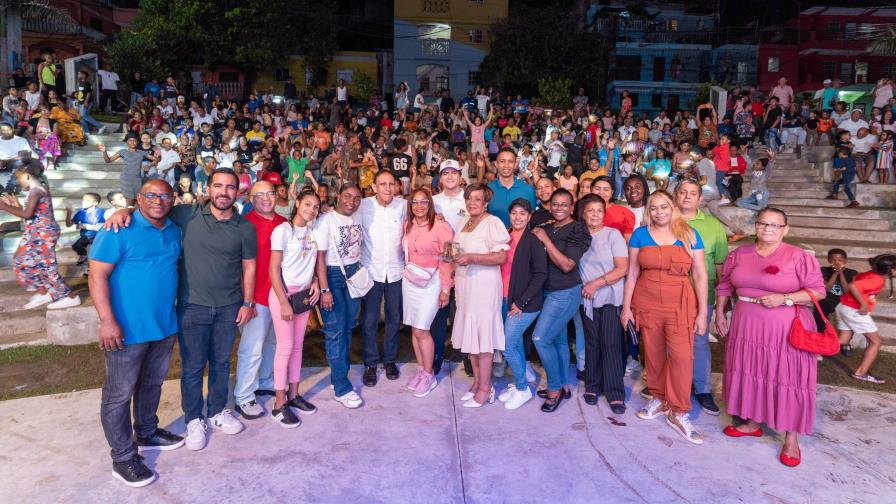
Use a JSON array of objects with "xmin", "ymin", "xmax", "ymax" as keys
[{"xmin": 498, "ymin": 198, "xmax": 548, "ymax": 410}]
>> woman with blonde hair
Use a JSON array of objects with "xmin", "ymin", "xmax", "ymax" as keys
[{"xmin": 621, "ymin": 190, "xmax": 708, "ymax": 444}]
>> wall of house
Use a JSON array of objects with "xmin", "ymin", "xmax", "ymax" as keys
[{"xmin": 254, "ymin": 51, "xmax": 379, "ymax": 97}]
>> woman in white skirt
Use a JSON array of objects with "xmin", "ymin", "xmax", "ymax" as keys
[{"xmin": 402, "ymin": 188, "xmax": 455, "ymax": 397}]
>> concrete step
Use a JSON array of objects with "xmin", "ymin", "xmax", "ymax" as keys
[
  {"xmin": 768, "ymin": 197, "xmax": 863, "ymax": 208},
  {"xmin": 754, "ymin": 181, "xmax": 830, "ymax": 191},
  {"xmin": 766, "ymin": 175, "xmax": 822, "ymax": 183},
  {"xmin": 786, "ymin": 215, "xmax": 893, "ymax": 231},
  {"xmin": 45, "ymin": 170, "xmax": 121, "ymax": 181},
  {"xmin": 0, "ymin": 247, "xmax": 81, "ymax": 268},
  {"xmin": 773, "ymin": 205, "xmax": 896, "ymax": 221},
  {"xmin": 798, "ymin": 238, "xmax": 895, "ymax": 261},
  {"xmin": 786, "ymin": 225, "xmax": 896, "ymax": 244},
  {"xmin": 0, "ymin": 310, "xmax": 49, "ymax": 347},
  {"xmin": 767, "ymin": 189, "xmax": 831, "ymax": 199},
  {"xmin": 0, "ymin": 260, "xmax": 84, "ymax": 282}
]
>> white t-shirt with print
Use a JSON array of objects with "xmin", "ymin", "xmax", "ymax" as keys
[
  {"xmin": 271, "ymin": 222, "xmax": 318, "ymax": 288},
  {"xmin": 313, "ymin": 210, "xmax": 362, "ymax": 267}
]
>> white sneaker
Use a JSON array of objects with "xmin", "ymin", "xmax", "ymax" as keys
[
  {"xmin": 637, "ymin": 399, "xmax": 669, "ymax": 420},
  {"xmin": 498, "ymin": 384, "xmax": 516, "ymax": 402},
  {"xmin": 666, "ymin": 412, "xmax": 703, "ymax": 445},
  {"xmin": 23, "ymin": 293, "xmax": 53, "ymax": 309},
  {"xmin": 47, "ymin": 295, "xmax": 82, "ymax": 310},
  {"xmin": 184, "ymin": 418, "xmax": 207, "ymax": 451},
  {"xmin": 504, "ymin": 386, "xmax": 533, "ymax": 410},
  {"xmin": 624, "ymin": 357, "xmax": 642, "ymax": 377},
  {"xmin": 718, "ymin": 198, "xmax": 731, "ymax": 205},
  {"xmin": 334, "ymin": 390, "xmax": 363, "ymax": 409},
  {"xmin": 98, "ymin": 126, "xmax": 107, "ymax": 135},
  {"xmin": 525, "ymin": 363, "xmax": 537, "ymax": 383},
  {"xmin": 210, "ymin": 409, "xmax": 244, "ymax": 435}
]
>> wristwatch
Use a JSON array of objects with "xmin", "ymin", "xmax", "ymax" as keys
[
  {"xmin": 242, "ymin": 301, "xmax": 255, "ymax": 308},
  {"xmin": 783, "ymin": 295, "xmax": 794, "ymax": 307},
  {"xmin": 321, "ymin": 288, "xmax": 331, "ymax": 294}
]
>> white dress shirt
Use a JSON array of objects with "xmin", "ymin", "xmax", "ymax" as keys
[
  {"xmin": 433, "ymin": 190, "xmax": 467, "ymax": 233},
  {"xmin": 359, "ymin": 196, "xmax": 406, "ymax": 283}
]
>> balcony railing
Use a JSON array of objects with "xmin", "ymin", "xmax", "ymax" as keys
[
  {"xmin": 420, "ymin": 39, "xmax": 450, "ymax": 58},
  {"xmin": 192, "ymin": 82, "xmax": 244, "ymax": 100},
  {"xmin": 23, "ymin": 17, "xmax": 108, "ymax": 42}
]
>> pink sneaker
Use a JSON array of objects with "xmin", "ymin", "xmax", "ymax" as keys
[
  {"xmin": 413, "ymin": 372, "xmax": 438, "ymax": 398},
  {"xmin": 407, "ymin": 368, "xmax": 424, "ymax": 390}
]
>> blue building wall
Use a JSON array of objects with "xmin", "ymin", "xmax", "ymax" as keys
[{"xmin": 393, "ymin": 19, "xmax": 488, "ymax": 101}]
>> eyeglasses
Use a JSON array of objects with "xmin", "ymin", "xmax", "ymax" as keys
[
  {"xmin": 252, "ymin": 191, "xmax": 276, "ymax": 199},
  {"xmin": 411, "ymin": 200, "xmax": 430, "ymax": 206},
  {"xmin": 755, "ymin": 221, "xmax": 786, "ymax": 230},
  {"xmin": 140, "ymin": 192, "xmax": 174, "ymax": 202}
]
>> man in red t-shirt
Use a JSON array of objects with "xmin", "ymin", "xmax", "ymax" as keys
[
  {"xmin": 233, "ymin": 180, "xmax": 288, "ymax": 418},
  {"xmin": 710, "ymin": 135, "xmax": 732, "ymax": 201}
]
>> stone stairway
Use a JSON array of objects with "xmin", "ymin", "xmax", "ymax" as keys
[
  {"xmin": 738, "ymin": 149, "xmax": 896, "ymax": 349},
  {"xmin": 0, "ymin": 132, "xmax": 124, "ymax": 348}
]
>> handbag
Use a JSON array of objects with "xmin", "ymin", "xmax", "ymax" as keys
[
  {"xmin": 330, "ymin": 221, "xmax": 373, "ymax": 299},
  {"xmin": 788, "ymin": 288, "xmax": 840, "ymax": 356},
  {"xmin": 625, "ymin": 320, "xmax": 640, "ymax": 347},
  {"xmin": 287, "ymin": 288, "xmax": 315, "ymax": 315},
  {"xmin": 402, "ymin": 240, "xmax": 435, "ymax": 287}
]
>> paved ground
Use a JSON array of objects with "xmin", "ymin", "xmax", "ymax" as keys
[{"xmin": 1, "ymin": 364, "xmax": 895, "ymax": 503}]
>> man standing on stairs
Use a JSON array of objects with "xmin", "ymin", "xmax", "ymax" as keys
[
  {"xmin": 675, "ymin": 179, "xmax": 729, "ymax": 416},
  {"xmin": 233, "ymin": 181, "xmax": 286, "ymax": 420},
  {"xmin": 90, "ymin": 179, "xmax": 183, "ymax": 488},
  {"xmin": 99, "ymin": 133, "xmax": 157, "ymax": 206}
]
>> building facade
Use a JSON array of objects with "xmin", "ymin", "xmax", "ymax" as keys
[
  {"xmin": 757, "ymin": 7, "xmax": 896, "ymax": 93},
  {"xmin": 393, "ymin": 0, "xmax": 508, "ymax": 101}
]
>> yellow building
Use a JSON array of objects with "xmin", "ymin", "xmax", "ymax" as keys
[
  {"xmin": 254, "ymin": 51, "xmax": 380, "ymax": 96},
  {"xmin": 394, "ymin": 0, "xmax": 508, "ymax": 100}
]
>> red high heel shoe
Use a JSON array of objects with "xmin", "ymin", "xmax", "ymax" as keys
[
  {"xmin": 723, "ymin": 425, "xmax": 762, "ymax": 438},
  {"xmin": 780, "ymin": 447, "xmax": 801, "ymax": 467}
]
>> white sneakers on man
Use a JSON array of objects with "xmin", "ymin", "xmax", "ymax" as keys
[
  {"xmin": 503, "ymin": 386, "xmax": 533, "ymax": 410},
  {"xmin": 210, "ymin": 409, "xmax": 244, "ymax": 435},
  {"xmin": 498, "ymin": 384, "xmax": 517, "ymax": 403},
  {"xmin": 334, "ymin": 390, "xmax": 363, "ymax": 409},
  {"xmin": 185, "ymin": 418, "xmax": 208, "ymax": 451}
]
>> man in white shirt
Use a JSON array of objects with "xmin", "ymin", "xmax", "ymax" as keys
[
  {"xmin": 837, "ymin": 109, "xmax": 870, "ymax": 136},
  {"xmin": 358, "ymin": 170, "xmax": 406, "ymax": 386},
  {"xmin": 154, "ymin": 138, "xmax": 181, "ymax": 185},
  {"xmin": 653, "ymin": 110, "xmax": 671, "ymax": 128},
  {"xmin": 98, "ymin": 68, "xmax": 120, "ymax": 113},
  {"xmin": 0, "ymin": 123, "xmax": 35, "ymax": 191},
  {"xmin": 430, "ymin": 160, "xmax": 464, "ymax": 374},
  {"xmin": 336, "ymin": 79, "xmax": 348, "ymax": 106}
]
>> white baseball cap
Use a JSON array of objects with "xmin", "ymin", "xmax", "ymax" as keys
[
  {"xmin": 823, "ymin": 79, "xmax": 832, "ymax": 84},
  {"xmin": 439, "ymin": 159, "xmax": 461, "ymax": 173}
]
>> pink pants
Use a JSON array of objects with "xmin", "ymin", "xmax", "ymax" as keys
[{"xmin": 269, "ymin": 285, "xmax": 311, "ymax": 390}]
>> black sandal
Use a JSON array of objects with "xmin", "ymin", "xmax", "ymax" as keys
[
  {"xmin": 583, "ymin": 393, "xmax": 599, "ymax": 405},
  {"xmin": 609, "ymin": 401, "xmax": 626, "ymax": 415},
  {"xmin": 541, "ymin": 394, "xmax": 562, "ymax": 412}
]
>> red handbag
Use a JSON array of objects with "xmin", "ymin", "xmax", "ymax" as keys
[{"xmin": 789, "ymin": 289, "xmax": 840, "ymax": 356}]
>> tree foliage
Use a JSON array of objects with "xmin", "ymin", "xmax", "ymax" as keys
[
  {"xmin": 868, "ymin": 25, "xmax": 896, "ymax": 56},
  {"xmin": 537, "ymin": 77, "xmax": 573, "ymax": 109},
  {"xmin": 352, "ymin": 71, "xmax": 376, "ymax": 101},
  {"xmin": 106, "ymin": 0, "xmax": 337, "ymax": 87},
  {"xmin": 479, "ymin": 4, "xmax": 607, "ymax": 100}
]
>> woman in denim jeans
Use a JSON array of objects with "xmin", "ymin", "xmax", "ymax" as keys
[
  {"xmin": 530, "ymin": 189, "xmax": 591, "ymax": 413},
  {"xmin": 314, "ymin": 184, "xmax": 364, "ymax": 409},
  {"xmin": 497, "ymin": 198, "xmax": 547, "ymax": 410}
]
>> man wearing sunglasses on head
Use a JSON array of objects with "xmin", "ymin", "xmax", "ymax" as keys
[{"xmin": 90, "ymin": 180, "xmax": 182, "ymax": 487}]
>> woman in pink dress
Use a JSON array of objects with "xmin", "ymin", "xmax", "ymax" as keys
[
  {"xmin": 451, "ymin": 183, "xmax": 510, "ymax": 408},
  {"xmin": 715, "ymin": 208, "xmax": 825, "ymax": 468},
  {"xmin": 402, "ymin": 189, "xmax": 454, "ymax": 398}
]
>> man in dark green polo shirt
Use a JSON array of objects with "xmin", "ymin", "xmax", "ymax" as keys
[
  {"xmin": 106, "ymin": 168, "xmax": 258, "ymax": 451},
  {"xmin": 676, "ymin": 179, "xmax": 728, "ymax": 417}
]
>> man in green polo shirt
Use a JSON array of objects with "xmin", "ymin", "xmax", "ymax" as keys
[{"xmin": 675, "ymin": 179, "xmax": 728, "ymax": 416}]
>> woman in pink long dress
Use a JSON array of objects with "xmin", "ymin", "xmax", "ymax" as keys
[{"xmin": 715, "ymin": 208, "xmax": 825, "ymax": 468}]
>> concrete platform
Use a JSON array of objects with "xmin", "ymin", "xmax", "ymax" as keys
[{"xmin": 1, "ymin": 365, "xmax": 895, "ymax": 503}]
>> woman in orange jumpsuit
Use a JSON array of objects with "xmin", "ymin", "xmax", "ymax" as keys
[{"xmin": 621, "ymin": 191, "xmax": 708, "ymax": 445}]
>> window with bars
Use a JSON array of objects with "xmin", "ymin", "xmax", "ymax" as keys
[
  {"xmin": 422, "ymin": 0, "xmax": 449, "ymax": 14},
  {"xmin": 825, "ymin": 21, "xmax": 840, "ymax": 38},
  {"xmin": 840, "ymin": 62, "xmax": 853, "ymax": 83},
  {"xmin": 469, "ymin": 29, "xmax": 483, "ymax": 44},
  {"xmin": 883, "ymin": 63, "xmax": 896, "ymax": 77},
  {"xmin": 767, "ymin": 57, "xmax": 779, "ymax": 73},
  {"xmin": 468, "ymin": 71, "xmax": 480, "ymax": 85},
  {"xmin": 821, "ymin": 61, "xmax": 836, "ymax": 78}
]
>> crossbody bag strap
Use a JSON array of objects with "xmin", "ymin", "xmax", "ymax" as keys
[{"xmin": 328, "ymin": 217, "xmax": 350, "ymax": 279}]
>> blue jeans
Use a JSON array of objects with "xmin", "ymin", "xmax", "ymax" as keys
[
  {"xmin": 178, "ymin": 302, "xmax": 241, "ymax": 423},
  {"xmin": 832, "ymin": 170, "xmax": 856, "ymax": 201},
  {"xmin": 715, "ymin": 171, "xmax": 729, "ymax": 200},
  {"xmin": 362, "ymin": 278, "xmax": 402, "ymax": 366},
  {"xmin": 130, "ymin": 92, "xmax": 142, "ymax": 107},
  {"xmin": 100, "ymin": 335, "xmax": 175, "ymax": 463},
  {"xmin": 504, "ymin": 306, "xmax": 540, "ymax": 390},
  {"xmin": 233, "ymin": 303, "xmax": 276, "ymax": 405},
  {"xmin": 693, "ymin": 304, "xmax": 714, "ymax": 395},
  {"xmin": 320, "ymin": 263, "xmax": 362, "ymax": 396},
  {"xmin": 764, "ymin": 128, "xmax": 780, "ymax": 150},
  {"xmin": 532, "ymin": 285, "xmax": 582, "ymax": 391},
  {"xmin": 573, "ymin": 310, "xmax": 585, "ymax": 372},
  {"xmin": 431, "ymin": 288, "xmax": 455, "ymax": 362},
  {"xmin": 78, "ymin": 104, "xmax": 104, "ymax": 133},
  {"xmin": 737, "ymin": 190, "xmax": 768, "ymax": 211}
]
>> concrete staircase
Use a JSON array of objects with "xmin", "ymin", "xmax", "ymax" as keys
[
  {"xmin": 742, "ymin": 149, "xmax": 896, "ymax": 349},
  {"xmin": 0, "ymin": 132, "xmax": 124, "ymax": 348}
]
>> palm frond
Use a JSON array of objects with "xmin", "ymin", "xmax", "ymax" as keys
[{"xmin": 867, "ymin": 25, "xmax": 896, "ymax": 56}]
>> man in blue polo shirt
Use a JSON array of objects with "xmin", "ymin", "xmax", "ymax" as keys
[
  {"xmin": 488, "ymin": 147, "xmax": 536, "ymax": 227},
  {"xmin": 89, "ymin": 179, "xmax": 182, "ymax": 488}
]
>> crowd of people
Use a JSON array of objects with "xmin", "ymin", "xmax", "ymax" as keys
[{"xmin": 1, "ymin": 59, "xmax": 895, "ymax": 489}]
